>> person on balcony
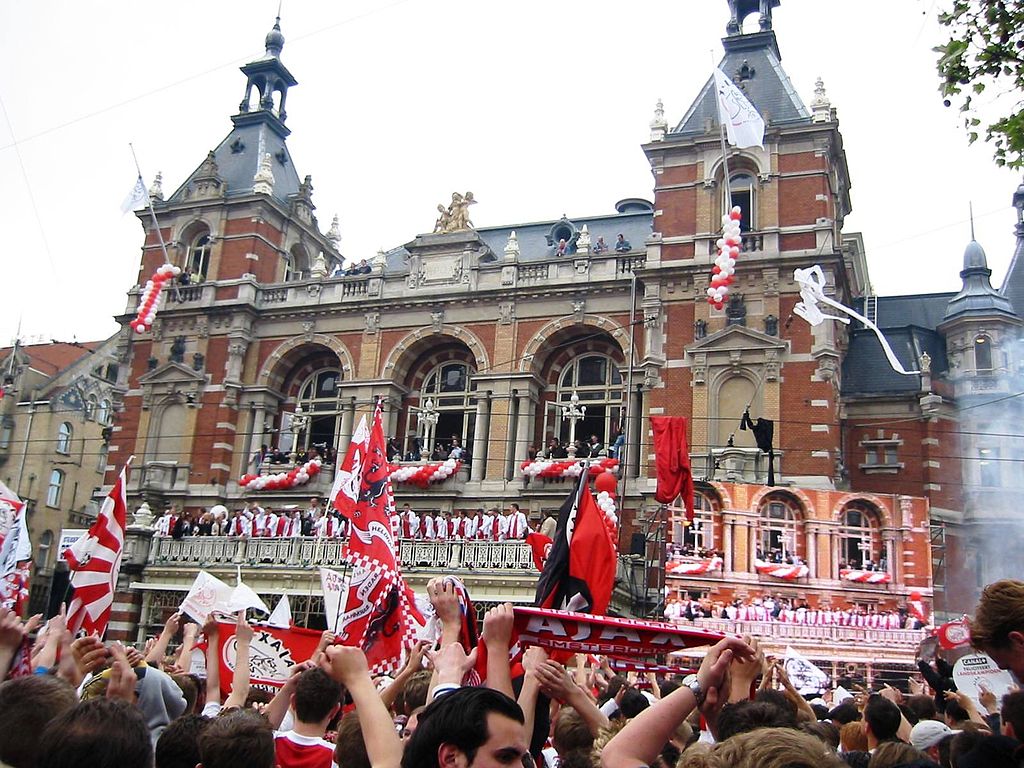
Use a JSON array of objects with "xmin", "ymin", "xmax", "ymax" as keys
[
  {"xmin": 508, "ymin": 503, "xmax": 528, "ymax": 540},
  {"xmin": 614, "ymin": 233, "xmax": 631, "ymax": 252},
  {"xmin": 468, "ymin": 508, "xmax": 483, "ymax": 540},
  {"xmin": 422, "ymin": 511, "xmax": 435, "ymax": 541},
  {"xmin": 155, "ymin": 507, "xmax": 178, "ymax": 537},
  {"xmin": 496, "ymin": 507, "xmax": 511, "ymax": 541},
  {"xmin": 593, "ymin": 236, "xmax": 608, "ymax": 254},
  {"xmin": 264, "ymin": 509, "xmax": 280, "ymax": 537},
  {"xmin": 585, "ymin": 434, "xmax": 604, "ymax": 458},
  {"xmin": 480, "ymin": 508, "xmax": 495, "ymax": 540},
  {"xmin": 314, "ymin": 512, "xmax": 341, "ymax": 538},
  {"xmin": 450, "ymin": 511, "xmax": 464, "ymax": 539},
  {"xmin": 253, "ymin": 506, "xmax": 271, "ymax": 537},
  {"xmin": 436, "ymin": 513, "xmax": 450, "ymax": 541},
  {"xmin": 227, "ymin": 509, "xmax": 252, "ymax": 537},
  {"xmin": 448, "ymin": 436, "xmax": 464, "ymax": 461},
  {"xmin": 402, "ymin": 504, "xmax": 419, "ymax": 539}
]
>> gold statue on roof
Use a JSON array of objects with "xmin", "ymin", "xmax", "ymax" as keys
[{"xmin": 433, "ymin": 191, "xmax": 477, "ymax": 234}]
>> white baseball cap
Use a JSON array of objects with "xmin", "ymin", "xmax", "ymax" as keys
[{"xmin": 910, "ymin": 719, "xmax": 959, "ymax": 751}]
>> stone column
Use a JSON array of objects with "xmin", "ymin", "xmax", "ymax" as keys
[
  {"xmin": 514, "ymin": 390, "xmax": 532, "ymax": 463},
  {"xmin": 723, "ymin": 519, "xmax": 734, "ymax": 573},
  {"xmin": 807, "ymin": 528, "xmax": 818, "ymax": 577},
  {"xmin": 747, "ymin": 523, "xmax": 757, "ymax": 572},
  {"xmin": 471, "ymin": 393, "xmax": 490, "ymax": 482},
  {"xmin": 339, "ymin": 396, "xmax": 356, "ymax": 450}
]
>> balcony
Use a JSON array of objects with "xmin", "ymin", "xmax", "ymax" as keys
[
  {"xmin": 131, "ymin": 461, "xmax": 190, "ymax": 495},
  {"xmin": 148, "ymin": 535, "xmax": 536, "ymax": 572}
]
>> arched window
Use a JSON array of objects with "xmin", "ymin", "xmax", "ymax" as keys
[
  {"xmin": 56, "ymin": 422, "xmax": 73, "ymax": 454},
  {"xmin": 670, "ymin": 491, "xmax": 716, "ymax": 554},
  {"xmin": 839, "ymin": 502, "xmax": 880, "ymax": 570},
  {"xmin": 975, "ymin": 335, "xmax": 993, "ymax": 371},
  {"xmin": 726, "ymin": 172, "xmax": 756, "ymax": 232},
  {"xmin": 85, "ymin": 394, "xmax": 98, "ymax": 421},
  {"xmin": 416, "ymin": 362, "xmax": 476, "ymax": 456},
  {"xmin": 551, "ymin": 354, "xmax": 623, "ymax": 449},
  {"xmin": 285, "ymin": 245, "xmax": 309, "ymax": 282},
  {"xmin": 290, "ymin": 368, "xmax": 343, "ymax": 456},
  {"xmin": 187, "ymin": 233, "xmax": 212, "ymax": 280},
  {"xmin": 97, "ymin": 399, "xmax": 112, "ymax": 426},
  {"xmin": 36, "ymin": 530, "xmax": 54, "ymax": 570},
  {"xmin": 758, "ymin": 495, "xmax": 801, "ymax": 563},
  {"xmin": 46, "ymin": 470, "xmax": 64, "ymax": 507}
]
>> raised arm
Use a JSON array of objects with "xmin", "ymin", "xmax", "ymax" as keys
[
  {"xmin": 600, "ymin": 635, "xmax": 754, "ymax": 768},
  {"xmin": 203, "ymin": 615, "xmax": 221, "ymax": 706},
  {"xmin": 145, "ymin": 611, "xmax": 182, "ymax": 666},
  {"xmin": 224, "ymin": 613, "xmax": 253, "ymax": 710},
  {"xmin": 482, "ymin": 603, "xmax": 516, "ymax": 699},
  {"xmin": 321, "ymin": 646, "xmax": 403, "ymax": 768}
]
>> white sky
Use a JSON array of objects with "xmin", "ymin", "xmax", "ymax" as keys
[{"xmin": 1, "ymin": 0, "xmax": 1020, "ymax": 346}]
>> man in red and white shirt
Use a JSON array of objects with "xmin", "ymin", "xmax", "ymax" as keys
[
  {"xmin": 154, "ymin": 506, "xmax": 178, "ymax": 537},
  {"xmin": 315, "ymin": 512, "xmax": 339, "ymax": 538},
  {"xmin": 402, "ymin": 504, "xmax": 419, "ymax": 539},
  {"xmin": 435, "ymin": 512, "xmax": 449, "ymax": 541},
  {"xmin": 422, "ymin": 511, "xmax": 435, "ymax": 540},
  {"xmin": 264, "ymin": 509, "xmax": 280, "ymax": 537},
  {"xmin": 507, "ymin": 503, "xmax": 528, "ymax": 540},
  {"xmin": 273, "ymin": 667, "xmax": 342, "ymax": 768},
  {"xmin": 227, "ymin": 509, "xmax": 252, "ymax": 537},
  {"xmin": 479, "ymin": 508, "xmax": 495, "ymax": 541}
]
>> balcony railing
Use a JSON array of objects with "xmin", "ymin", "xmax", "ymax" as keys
[
  {"xmin": 685, "ymin": 617, "xmax": 925, "ymax": 646},
  {"xmin": 148, "ymin": 535, "xmax": 536, "ymax": 571}
]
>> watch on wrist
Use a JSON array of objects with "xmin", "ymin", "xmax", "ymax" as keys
[{"xmin": 687, "ymin": 677, "xmax": 707, "ymax": 707}]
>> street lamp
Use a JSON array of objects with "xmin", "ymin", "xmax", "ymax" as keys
[
  {"xmin": 561, "ymin": 391, "xmax": 586, "ymax": 458},
  {"xmin": 418, "ymin": 398, "xmax": 439, "ymax": 459}
]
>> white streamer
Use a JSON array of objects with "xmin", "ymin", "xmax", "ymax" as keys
[{"xmin": 793, "ymin": 265, "xmax": 919, "ymax": 376}]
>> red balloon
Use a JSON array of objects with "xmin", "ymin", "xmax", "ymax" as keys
[
  {"xmin": 910, "ymin": 591, "xmax": 921, "ymax": 601},
  {"xmin": 309, "ymin": 463, "xmax": 320, "ymax": 475},
  {"xmin": 594, "ymin": 471, "xmax": 618, "ymax": 495},
  {"xmin": 730, "ymin": 210, "xmax": 742, "ymax": 221},
  {"xmin": 714, "ymin": 301, "xmax": 724, "ymax": 310},
  {"xmin": 712, "ymin": 265, "xmax": 721, "ymax": 274}
]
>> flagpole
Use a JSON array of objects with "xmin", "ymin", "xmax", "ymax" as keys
[
  {"xmin": 128, "ymin": 144, "xmax": 180, "ymax": 301},
  {"xmin": 718, "ymin": 112, "xmax": 734, "ymax": 217}
]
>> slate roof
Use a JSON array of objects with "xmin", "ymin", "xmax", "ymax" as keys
[
  {"xmin": 850, "ymin": 294, "xmax": 955, "ymax": 331},
  {"xmin": 673, "ymin": 31, "xmax": 810, "ymax": 137},
  {"xmin": 166, "ymin": 122, "xmax": 302, "ymax": 207},
  {"xmin": 383, "ymin": 209, "xmax": 654, "ymax": 271},
  {"xmin": 841, "ymin": 326, "xmax": 947, "ymax": 397},
  {"xmin": 1000, "ymin": 223, "xmax": 1024, "ymax": 318}
]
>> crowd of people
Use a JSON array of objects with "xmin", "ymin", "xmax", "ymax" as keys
[
  {"xmin": 2, "ymin": 577, "xmax": 1022, "ymax": 768},
  {"xmin": 528, "ymin": 432, "xmax": 625, "ymax": 461},
  {"xmin": 665, "ymin": 596, "xmax": 925, "ymax": 630},
  {"xmin": 154, "ymin": 498, "xmax": 538, "ymax": 543}
]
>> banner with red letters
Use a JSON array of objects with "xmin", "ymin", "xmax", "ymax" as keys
[{"xmin": 215, "ymin": 620, "xmax": 322, "ymax": 698}]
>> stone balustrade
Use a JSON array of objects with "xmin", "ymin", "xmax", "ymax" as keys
[
  {"xmin": 687, "ymin": 617, "xmax": 925, "ymax": 646},
  {"xmin": 148, "ymin": 535, "xmax": 536, "ymax": 571}
]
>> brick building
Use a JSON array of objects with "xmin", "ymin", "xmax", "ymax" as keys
[{"xmin": 90, "ymin": 4, "xmax": 1024, "ymax": 673}]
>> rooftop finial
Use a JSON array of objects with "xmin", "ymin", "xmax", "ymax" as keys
[
  {"xmin": 265, "ymin": 15, "xmax": 285, "ymax": 58},
  {"xmin": 649, "ymin": 98, "xmax": 668, "ymax": 142},
  {"xmin": 970, "ymin": 201, "xmax": 976, "ymax": 241}
]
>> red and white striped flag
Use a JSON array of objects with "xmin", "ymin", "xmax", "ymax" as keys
[
  {"xmin": 0, "ymin": 480, "xmax": 32, "ymax": 615},
  {"xmin": 64, "ymin": 463, "xmax": 130, "ymax": 636}
]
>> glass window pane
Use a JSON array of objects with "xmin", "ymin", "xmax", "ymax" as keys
[
  {"xmin": 424, "ymin": 373, "xmax": 437, "ymax": 393},
  {"xmin": 440, "ymin": 365, "xmax": 466, "ymax": 393},
  {"xmin": 611, "ymin": 368, "xmax": 622, "ymax": 385},
  {"xmin": 560, "ymin": 368, "xmax": 573, "ymax": 387},
  {"xmin": 316, "ymin": 373, "xmax": 337, "ymax": 398},
  {"xmin": 577, "ymin": 357, "xmax": 606, "ymax": 386}
]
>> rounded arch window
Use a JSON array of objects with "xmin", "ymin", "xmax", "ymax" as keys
[
  {"xmin": 36, "ymin": 530, "xmax": 54, "ymax": 569},
  {"xmin": 46, "ymin": 470, "xmax": 64, "ymax": 507},
  {"xmin": 757, "ymin": 494, "xmax": 802, "ymax": 563},
  {"xmin": 723, "ymin": 172, "xmax": 756, "ymax": 233},
  {"xmin": 974, "ymin": 335, "xmax": 993, "ymax": 371},
  {"xmin": 290, "ymin": 368, "xmax": 343, "ymax": 457},
  {"xmin": 85, "ymin": 394, "xmax": 98, "ymax": 421},
  {"xmin": 186, "ymin": 232, "xmax": 212, "ymax": 281},
  {"xmin": 415, "ymin": 362, "xmax": 476, "ymax": 458},
  {"xmin": 286, "ymin": 245, "xmax": 309, "ymax": 282},
  {"xmin": 670, "ymin": 490, "xmax": 717, "ymax": 555},
  {"xmin": 97, "ymin": 399, "xmax": 112, "ymax": 426},
  {"xmin": 57, "ymin": 422, "xmax": 73, "ymax": 454},
  {"xmin": 547, "ymin": 354, "xmax": 623, "ymax": 452},
  {"xmin": 839, "ymin": 501, "xmax": 881, "ymax": 570}
]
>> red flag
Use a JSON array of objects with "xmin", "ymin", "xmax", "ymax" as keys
[
  {"xmin": 937, "ymin": 618, "xmax": 972, "ymax": 650},
  {"xmin": 64, "ymin": 463, "xmax": 130, "ymax": 636},
  {"xmin": 214, "ymin": 620, "xmax": 322, "ymax": 698},
  {"xmin": 535, "ymin": 470, "xmax": 616, "ymax": 615},
  {"xmin": 526, "ymin": 531, "xmax": 553, "ymax": 571},
  {"xmin": 329, "ymin": 413, "xmax": 370, "ymax": 517},
  {"xmin": 335, "ymin": 400, "xmax": 420, "ymax": 674},
  {"xmin": 0, "ymin": 489, "xmax": 31, "ymax": 613},
  {"xmin": 651, "ymin": 416, "xmax": 695, "ymax": 518}
]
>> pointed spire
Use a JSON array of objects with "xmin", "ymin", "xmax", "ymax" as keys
[
  {"xmin": 311, "ymin": 251, "xmax": 328, "ymax": 279},
  {"xmin": 326, "ymin": 214, "xmax": 341, "ymax": 245},
  {"xmin": 504, "ymin": 230, "xmax": 520, "ymax": 260},
  {"xmin": 577, "ymin": 224, "xmax": 592, "ymax": 254},
  {"xmin": 810, "ymin": 77, "xmax": 832, "ymax": 123},
  {"xmin": 148, "ymin": 171, "xmax": 164, "ymax": 202},
  {"xmin": 650, "ymin": 98, "xmax": 668, "ymax": 141}
]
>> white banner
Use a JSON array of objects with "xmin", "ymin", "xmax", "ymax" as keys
[
  {"xmin": 320, "ymin": 566, "xmax": 347, "ymax": 633},
  {"xmin": 58, "ymin": 529, "xmax": 88, "ymax": 560},
  {"xmin": 180, "ymin": 570, "xmax": 234, "ymax": 624},
  {"xmin": 713, "ymin": 67, "xmax": 765, "ymax": 149},
  {"xmin": 953, "ymin": 653, "xmax": 1016, "ymax": 710}
]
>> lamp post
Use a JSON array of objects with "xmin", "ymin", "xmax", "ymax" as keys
[
  {"xmin": 418, "ymin": 398, "xmax": 439, "ymax": 459},
  {"xmin": 561, "ymin": 391, "xmax": 586, "ymax": 458}
]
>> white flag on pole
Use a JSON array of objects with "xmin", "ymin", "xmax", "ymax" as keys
[
  {"xmin": 713, "ymin": 68, "xmax": 765, "ymax": 149},
  {"xmin": 784, "ymin": 646, "xmax": 829, "ymax": 695},
  {"xmin": 179, "ymin": 570, "xmax": 234, "ymax": 623},
  {"xmin": 320, "ymin": 566, "xmax": 347, "ymax": 633},
  {"xmin": 267, "ymin": 594, "xmax": 292, "ymax": 629},
  {"xmin": 120, "ymin": 175, "xmax": 148, "ymax": 214}
]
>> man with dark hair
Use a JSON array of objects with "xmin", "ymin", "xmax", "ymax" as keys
[
  {"xmin": 38, "ymin": 698, "xmax": 153, "ymax": 768},
  {"xmin": 0, "ymin": 676, "xmax": 78, "ymax": 768},
  {"xmin": 1002, "ymin": 689, "xmax": 1024, "ymax": 741},
  {"xmin": 401, "ymin": 686, "xmax": 528, "ymax": 768},
  {"xmin": 969, "ymin": 578, "xmax": 1024, "ymax": 684},
  {"xmin": 864, "ymin": 693, "xmax": 904, "ymax": 747},
  {"xmin": 155, "ymin": 714, "xmax": 211, "ymax": 768},
  {"xmin": 715, "ymin": 699, "xmax": 798, "ymax": 742},
  {"xmin": 198, "ymin": 710, "xmax": 275, "ymax": 768},
  {"xmin": 619, "ymin": 688, "xmax": 651, "ymax": 719},
  {"xmin": 274, "ymin": 667, "xmax": 343, "ymax": 768}
]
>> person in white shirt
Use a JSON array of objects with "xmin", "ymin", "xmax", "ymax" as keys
[
  {"xmin": 422, "ymin": 512, "xmax": 435, "ymax": 540},
  {"xmin": 496, "ymin": 508, "xmax": 511, "ymax": 541},
  {"xmin": 228, "ymin": 510, "xmax": 252, "ymax": 537},
  {"xmin": 315, "ymin": 512, "xmax": 339, "ymax": 538},
  {"xmin": 462, "ymin": 510, "xmax": 478, "ymax": 540},
  {"xmin": 265, "ymin": 509, "xmax": 280, "ymax": 537},
  {"xmin": 155, "ymin": 508, "xmax": 176, "ymax": 537},
  {"xmin": 435, "ymin": 513, "xmax": 449, "ymax": 540},
  {"xmin": 480, "ymin": 509, "xmax": 495, "ymax": 540},
  {"xmin": 254, "ymin": 509, "xmax": 270, "ymax": 537},
  {"xmin": 389, "ymin": 510, "xmax": 403, "ymax": 543},
  {"xmin": 508, "ymin": 503, "xmax": 528, "ymax": 540},
  {"xmin": 402, "ymin": 504, "xmax": 419, "ymax": 539}
]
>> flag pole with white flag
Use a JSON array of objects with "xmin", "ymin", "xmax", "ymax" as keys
[
  {"xmin": 712, "ymin": 67, "xmax": 766, "ymax": 214},
  {"xmin": 124, "ymin": 144, "xmax": 180, "ymax": 300}
]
